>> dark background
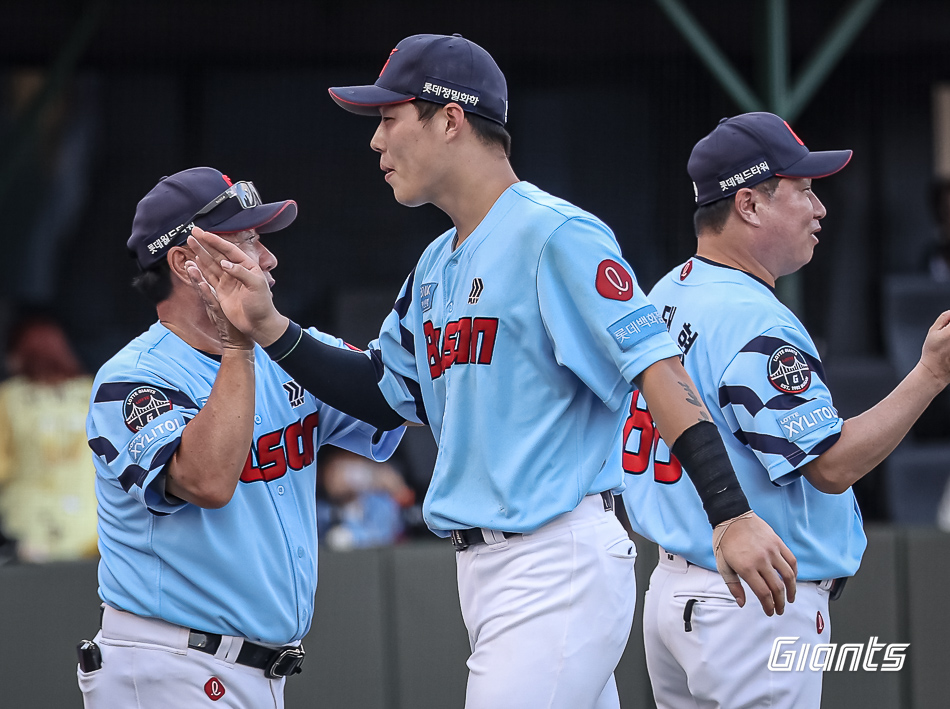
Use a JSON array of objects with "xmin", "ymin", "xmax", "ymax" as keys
[{"xmin": 3, "ymin": 0, "xmax": 950, "ymax": 517}]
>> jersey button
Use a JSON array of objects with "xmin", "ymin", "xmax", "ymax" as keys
[
  {"xmin": 254, "ymin": 415, "xmax": 262, "ymax": 424},
  {"xmin": 277, "ymin": 485, "xmax": 285, "ymax": 495},
  {"xmin": 446, "ymin": 302, "xmax": 454, "ymax": 313},
  {"xmin": 297, "ymin": 547, "xmax": 304, "ymax": 558}
]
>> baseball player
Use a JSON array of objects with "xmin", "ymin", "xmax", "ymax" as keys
[
  {"xmin": 79, "ymin": 167, "xmax": 403, "ymax": 709},
  {"xmin": 621, "ymin": 112, "xmax": 950, "ymax": 707},
  {"xmin": 189, "ymin": 36, "xmax": 798, "ymax": 709}
]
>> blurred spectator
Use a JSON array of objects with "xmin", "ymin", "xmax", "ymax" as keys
[
  {"xmin": 0, "ymin": 312, "xmax": 98, "ymax": 562},
  {"xmin": 317, "ymin": 447, "xmax": 415, "ymax": 550},
  {"xmin": 925, "ymin": 178, "xmax": 950, "ymax": 281}
]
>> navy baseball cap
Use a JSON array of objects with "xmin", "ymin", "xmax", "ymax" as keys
[
  {"xmin": 328, "ymin": 33, "xmax": 508, "ymax": 126},
  {"xmin": 128, "ymin": 167, "xmax": 297, "ymax": 269},
  {"xmin": 688, "ymin": 112, "xmax": 852, "ymax": 206}
]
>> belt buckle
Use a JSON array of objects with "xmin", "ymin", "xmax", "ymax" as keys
[
  {"xmin": 451, "ymin": 530, "xmax": 469, "ymax": 551},
  {"xmin": 266, "ymin": 645, "xmax": 306, "ymax": 679}
]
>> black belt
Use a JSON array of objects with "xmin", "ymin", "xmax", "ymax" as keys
[
  {"xmin": 450, "ymin": 492, "xmax": 615, "ymax": 552},
  {"xmin": 188, "ymin": 631, "xmax": 305, "ymax": 679}
]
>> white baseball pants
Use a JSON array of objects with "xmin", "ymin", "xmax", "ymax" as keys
[
  {"xmin": 643, "ymin": 550, "xmax": 831, "ymax": 709},
  {"xmin": 78, "ymin": 605, "xmax": 287, "ymax": 709},
  {"xmin": 456, "ymin": 493, "xmax": 638, "ymax": 709}
]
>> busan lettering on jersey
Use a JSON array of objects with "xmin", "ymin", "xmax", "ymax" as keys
[
  {"xmin": 240, "ymin": 411, "xmax": 319, "ymax": 483},
  {"xmin": 423, "ymin": 317, "xmax": 499, "ymax": 379}
]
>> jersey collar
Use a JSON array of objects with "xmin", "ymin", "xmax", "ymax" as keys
[{"xmin": 693, "ymin": 255, "xmax": 775, "ymax": 292}]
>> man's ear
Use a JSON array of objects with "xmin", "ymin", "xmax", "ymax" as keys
[
  {"xmin": 442, "ymin": 102, "xmax": 466, "ymax": 139},
  {"xmin": 733, "ymin": 188, "xmax": 762, "ymax": 227},
  {"xmin": 166, "ymin": 245, "xmax": 196, "ymax": 286}
]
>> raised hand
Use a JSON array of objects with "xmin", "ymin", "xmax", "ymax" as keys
[
  {"xmin": 184, "ymin": 260, "xmax": 253, "ymax": 351},
  {"xmin": 187, "ymin": 227, "xmax": 289, "ymax": 346},
  {"xmin": 919, "ymin": 310, "xmax": 950, "ymax": 386}
]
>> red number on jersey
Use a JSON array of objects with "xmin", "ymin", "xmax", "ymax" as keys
[{"xmin": 621, "ymin": 390, "xmax": 683, "ymax": 484}]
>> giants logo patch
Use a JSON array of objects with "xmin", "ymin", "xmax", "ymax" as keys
[
  {"xmin": 596, "ymin": 260, "xmax": 634, "ymax": 301},
  {"xmin": 123, "ymin": 387, "xmax": 172, "ymax": 432},
  {"xmin": 768, "ymin": 345, "xmax": 811, "ymax": 394}
]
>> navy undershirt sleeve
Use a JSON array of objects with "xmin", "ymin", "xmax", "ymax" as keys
[{"xmin": 264, "ymin": 321, "xmax": 405, "ymax": 431}]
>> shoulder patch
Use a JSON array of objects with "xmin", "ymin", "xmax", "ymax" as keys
[
  {"xmin": 777, "ymin": 400, "xmax": 838, "ymax": 442},
  {"xmin": 767, "ymin": 345, "xmax": 811, "ymax": 394},
  {"xmin": 679, "ymin": 259, "xmax": 693, "ymax": 281},
  {"xmin": 596, "ymin": 259, "xmax": 634, "ymax": 301},
  {"xmin": 124, "ymin": 386, "xmax": 173, "ymax": 432},
  {"xmin": 609, "ymin": 306, "xmax": 666, "ymax": 351}
]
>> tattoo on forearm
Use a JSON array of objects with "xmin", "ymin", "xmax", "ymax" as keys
[{"xmin": 678, "ymin": 381, "xmax": 710, "ymax": 421}]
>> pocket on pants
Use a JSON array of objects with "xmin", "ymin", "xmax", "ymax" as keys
[
  {"xmin": 672, "ymin": 592, "xmax": 736, "ymax": 607},
  {"xmin": 77, "ymin": 663, "xmax": 103, "ymax": 696},
  {"xmin": 605, "ymin": 536, "xmax": 637, "ymax": 561}
]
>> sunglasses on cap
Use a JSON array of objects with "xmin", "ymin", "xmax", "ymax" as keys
[{"xmin": 163, "ymin": 180, "xmax": 263, "ymax": 244}]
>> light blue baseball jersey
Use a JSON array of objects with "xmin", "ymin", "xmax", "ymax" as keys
[
  {"xmin": 370, "ymin": 182, "xmax": 680, "ymax": 534},
  {"xmin": 619, "ymin": 257, "xmax": 866, "ymax": 580},
  {"xmin": 87, "ymin": 322, "xmax": 402, "ymax": 644}
]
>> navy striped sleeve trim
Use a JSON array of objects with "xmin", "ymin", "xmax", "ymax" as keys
[
  {"xmin": 118, "ymin": 439, "xmax": 183, "ymax": 491},
  {"xmin": 88, "ymin": 436, "xmax": 119, "ymax": 463},
  {"xmin": 95, "ymin": 382, "xmax": 198, "ymax": 410},
  {"xmin": 399, "ymin": 324, "xmax": 415, "ymax": 355},
  {"xmin": 804, "ymin": 432, "xmax": 840, "ymax": 459},
  {"xmin": 720, "ymin": 386, "xmax": 811, "ymax": 416},
  {"xmin": 370, "ymin": 344, "xmax": 427, "ymax": 426},
  {"xmin": 369, "ymin": 347, "xmax": 386, "ymax": 382},
  {"xmin": 743, "ymin": 432, "xmax": 807, "ymax": 466},
  {"xmin": 393, "ymin": 269, "xmax": 416, "ymax": 319},
  {"xmin": 740, "ymin": 335, "xmax": 826, "ymax": 380},
  {"xmin": 720, "ymin": 386, "xmax": 765, "ymax": 416},
  {"xmin": 765, "ymin": 393, "xmax": 811, "ymax": 410},
  {"xmin": 119, "ymin": 464, "xmax": 149, "ymax": 492},
  {"xmin": 404, "ymin": 377, "xmax": 429, "ymax": 426},
  {"xmin": 150, "ymin": 440, "xmax": 181, "ymax": 471}
]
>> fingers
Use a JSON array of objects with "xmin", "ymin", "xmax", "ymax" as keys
[
  {"xmin": 931, "ymin": 309, "xmax": 950, "ymax": 332},
  {"xmin": 188, "ymin": 230, "xmax": 262, "ymax": 290},
  {"xmin": 780, "ymin": 545, "xmax": 798, "ymax": 604},
  {"xmin": 187, "ymin": 231, "xmax": 225, "ymax": 289},
  {"xmin": 744, "ymin": 570, "xmax": 779, "ymax": 617},
  {"xmin": 725, "ymin": 580, "xmax": 746, "ymax": 608},
  {"xmin": 189, "ymin": 226, "xmax": 246, "ymax": 263},
  {"xmin": 185, "ymin": 261, "xmax": 218, "ymax": 303}
]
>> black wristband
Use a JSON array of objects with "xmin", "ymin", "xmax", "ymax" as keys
[
  {"xmin": 671, "ymin": 420, "xmax": 752, "ymax": 528},
  {"xmin": 263, "ymin": 320, "xmax": 303, "ymax": 362}
]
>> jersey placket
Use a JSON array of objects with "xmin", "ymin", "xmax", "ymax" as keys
[
  {"xmin": 255, "ymin": 384, "xmax": 311, "ymax": 640},
  {"xmin": 441, "ymin": 254, "xmax": 462, "ymax": 401}
]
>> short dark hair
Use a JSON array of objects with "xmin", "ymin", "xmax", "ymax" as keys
[
  {"xmin": 693, "ymin": 176, "xmax": 781, "ymax": 235},
  {"xmin": 413, "ymin": 99, "xmax": 511, "ymax": 159},
  {"xmin": 131, "ymin": 259, "xmax": 173, "ymax": 304}
]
